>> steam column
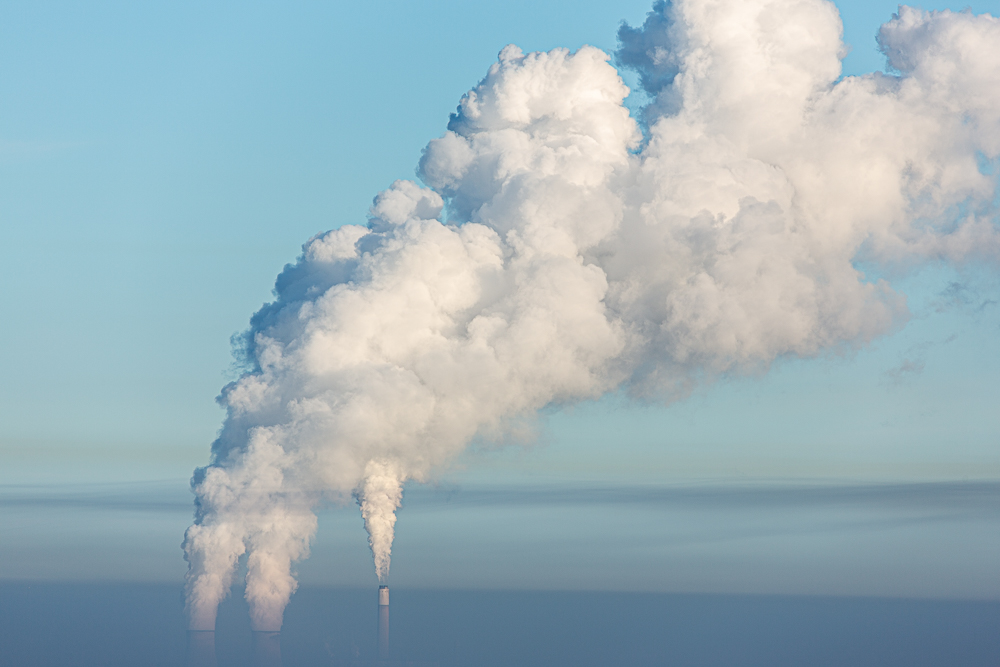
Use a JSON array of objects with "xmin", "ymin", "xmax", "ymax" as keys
[{"xmin": 377, "ymin": 585, "xmax": 390, "ymax": 661}]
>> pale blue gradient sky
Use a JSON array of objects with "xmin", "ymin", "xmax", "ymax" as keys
[{"xmin": 0, "ymin": 0, "xmax": 997, "ymax": 593}]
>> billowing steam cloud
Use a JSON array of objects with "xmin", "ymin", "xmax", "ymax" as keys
[{"xmin": 183, "ymin": 0, "xmax": 1000, "ymax": 631}]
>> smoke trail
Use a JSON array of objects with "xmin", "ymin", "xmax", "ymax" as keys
[
  {"xmin": 360, "ymin": 461, "xmax": 403, "ymax": 583},
  {"xmin": 183, "ymin": 0, "xmax": 1000, "ymax": 631}
]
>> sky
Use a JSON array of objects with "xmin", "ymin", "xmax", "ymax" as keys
[{"xmin": 1, "ymin": 0, "xmax": 998, "ymax": 602}]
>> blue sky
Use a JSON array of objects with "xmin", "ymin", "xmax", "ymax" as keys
[{"xmin": 1, "ymin": 0, "xmax": 998, "ymax": 595}]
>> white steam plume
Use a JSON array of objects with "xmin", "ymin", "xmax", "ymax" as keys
[
  {"xmin": 360, "ymin": 461, "xmax": 403, "ymax": 583},
  {"xmin": 183, "ymin": 0, "xmax": 1000, "ymax": 631}
]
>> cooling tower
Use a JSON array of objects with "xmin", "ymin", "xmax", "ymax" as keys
[
  {"xmin": 251, "ymin": 630, "xmax": 283, "ymax": 667},
  {"xmin": 377, "ymin": 585, "xmax": 389, "ymax": 661},
  {"xmin": 185, "ymin": 630, "xmax": 217, "ymax": 667}
]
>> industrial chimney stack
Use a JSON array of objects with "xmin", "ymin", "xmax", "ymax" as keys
[{"xmin": 377, "ymin": 585, "xmax": 390, "ymax": 661}]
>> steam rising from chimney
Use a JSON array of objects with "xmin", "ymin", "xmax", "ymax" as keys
[
  {"xmin": 183, "ymin": 0, "xmax": 1000, "ymax": 631},
  {"xmin": 361, "ymin": 463, "xmax": 403, "ymax": 584}
]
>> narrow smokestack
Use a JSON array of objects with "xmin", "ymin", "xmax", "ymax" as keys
[
  {"xmin": 377, "ymin": 585, "xmax": 389, "ymax": 661},
  {"xmin": 185, "ymin": 630, "xmax": 217, "ymax": 667},
  {"xmin": 251, "ymin": 631, "xmax": 282, "ymax": 667}
]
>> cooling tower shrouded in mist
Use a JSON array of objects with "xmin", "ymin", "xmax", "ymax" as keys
[
  {"xmin": 185, "ymin": 630, "xmax": 217, "ymax": 667},
  {"xmin": 251, "ymin": 631, "xmax": 283, "ymax": 667},
  {"xmin": 378, "ymin": 585, "xmax": 390, "ymax": 661}
]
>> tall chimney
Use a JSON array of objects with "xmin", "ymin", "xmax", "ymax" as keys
[{"xmin": 377, "ymin": 585, "xmax": 389, "ymax": 661}]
